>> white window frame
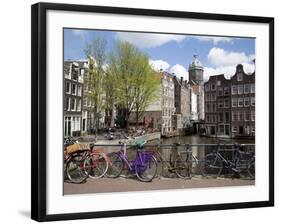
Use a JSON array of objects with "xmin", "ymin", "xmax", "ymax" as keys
[
  {"xmin": 244, "ymin": 97, "xmax": 250, "ymax": 107},
  {"xmin": 251, "ymin": 110, "xmax": 255, "ymax": 121},
  {"xmin": 238, "ymin": 85, "xmax": 244, "ymax": 94},
  {"xmin": 244, "ymin": 84, "xmax": 249, "ymax": 94},
  {"xmin": 251, "ymin": 97, "xmax": 255, "ymax": 106},
  {"xmin": 232, "ymin": 98, "xmax": 237, "ymax": 107},
  {"xmin": 238, "ymin": 98, "xmax": 244, "ymax": 107},
  {"xmin": 232, "ymin": 126, "xmax": 238, "ymax": 132},
  {"xmin": 251, "ymin": 83, "xmax": 255, "ymax": 93},
  {"xmin": 231, "ymin": 85, "xmax": 237, "ymax": 95},
  {"xmin": 244, "ymin": 111, "xmax": 250, "ymax": 121},
  {"xmin": 218, "ymin": 99, "xmax": 223, "ymax": 108}
]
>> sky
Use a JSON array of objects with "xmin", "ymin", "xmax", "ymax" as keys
[{"xmin": 64, "ymin": 28, "xmax": 255, "ymax": 82}]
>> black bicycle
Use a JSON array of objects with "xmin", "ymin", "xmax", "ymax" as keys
[{"xmin": 200, "ymin": 142, "xmax": 255, "ymax": 179}]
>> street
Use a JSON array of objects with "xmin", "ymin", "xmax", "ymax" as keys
[{"xmin": 64, "ymin": 176, "xmax": 255, "ymax": 195}]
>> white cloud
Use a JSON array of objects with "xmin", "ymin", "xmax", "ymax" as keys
[
  {"xmin": 204, "ymin": 63, "xmax": 255, "ymax": 82},
  {"xmin": 207, "ymin": 47, "xmax": 254, "ymax": 67},
  {"xmin": 72, "ymin": 30, "xmax": 84, "ymax": 36},
  {"xmin": 149, "ymin": 59, "xmax": 170, "ymax": 72},
  {"xmin": 169, "ymin": 64, "xmax": 188, "ymax": 80},
  {"xmin": 194, "ymin": 36, "xmax": 233, "ymax": 45},
  {"xmin": 116, "ymin": 32, "xmax": 186, "ymax": 48}
]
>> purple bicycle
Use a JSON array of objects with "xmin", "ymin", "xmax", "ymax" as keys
[{"xmin": 106, "ymin": 140, "xmax": 158, "ymax": 182}]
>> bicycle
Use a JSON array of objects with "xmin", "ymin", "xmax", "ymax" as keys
[
  {"xmin": 154, "ymin": 143, "xmax": 191, "ymax": 179},
  {"xmin": 106, "ymin": 140, "xmax": 158, "ymax": 182},
  {"xmin": 200, "ymin": 142, "xmax": 255, "ymax": 179},
  {"xmin": 65, "ymin": 143, "xmax": 109, "ymax": 183},
  {"xmin": 175, "ymin": 144, "xmax": 204, "ymax": 179}
]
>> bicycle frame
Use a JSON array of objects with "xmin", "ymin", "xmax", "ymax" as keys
[{"xmin": 116, "ymin": 144, "xmax": 156, "ymax": 174}]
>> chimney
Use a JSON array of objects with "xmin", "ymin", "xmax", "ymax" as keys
[{"xmin": 180, "ymin": 77, "xmax": 183, "ymax": 85}]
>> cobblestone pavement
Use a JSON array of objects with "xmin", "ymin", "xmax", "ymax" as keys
[{"xmin": 64, "ymin": 176, "xmax": 255, "ymax": 195}]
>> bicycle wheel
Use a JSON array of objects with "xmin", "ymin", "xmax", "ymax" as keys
[
  {"xmin": 66, "ymin": 154, "xmax": 88, "ymax": 184},
  {"xmin": 83, "ymin": 153, "xmax": 108, "ymax": 179},
  {"xmin": 174, "ymin": 152, "xmax": 191, "ymax": 179},
  {"xmin": 106, "ymin": 152, "xmax": 124, "ymax": 178},
  {"xmin": 200, "ymin": 153, "xmax": 223, "ymax": 178},
  {"xmin": 135, "ymin": 156, "xmax": 158, "ymax": 182},
  {"xmin": 248, "ymin": 161, "xmax": 255, "ymax": 179}
]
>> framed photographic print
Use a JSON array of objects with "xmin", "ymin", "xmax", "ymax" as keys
[{"xmin": 31, "ymin": 2, "xmax": 274, "ymax": 222}]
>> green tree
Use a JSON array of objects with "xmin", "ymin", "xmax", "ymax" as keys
[
  {"xmin": 84, "ymin": 37, "xmax": 107, "ymax": 135},
  {"xmin": 108, "ymin": 41, "xmax": 159, "ymax": 130},
  {"xmin": 133, "ymin": 55, "xmax": 160, "ymax": 128}
]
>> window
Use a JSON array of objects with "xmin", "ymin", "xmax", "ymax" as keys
[
  {"xmin": 77, "ymin": 99, "xmax": 81, "ymax": 111},
  {"xmin": 251, "ymin": 111, "xmax": 255, "ymax": 121},
  {"xmin": 217, "ymin": 81, "xmax": 221, "ymax": 86},
  {"xmin": 77, "ymin": 85, "xmax": 82, "ymax": 96},
  {"xmin": 206, "ymin": 103, "xmax": 210, "ymax": 113},
  {"xmin": 251, "ymin": 83, "xmax": 255, "ymax": 93},
  {"xmin": 66, "ymin": 82, "xmax": 70, "ymax": 93},
  {"xmin": 65, "ymin": 97, "xmax": 70, "ymax": 111},
  {"xmin": 72, "ymin": 84, "xmax": 76, "ymax": 95},
  {"xmin": 218, "ymin": 125, "xmax": 224, "ymax": 134},
  {"xmin": 232, "ymin": 85, "xmax": 237, "ymax": 95},
  {"xmin": 245, "ymin": 111, "xmax": 250, "ymax": 121},
  {"xmin": 244, "ymin": 97, "xmax": 250, "ymax": 107},
  {"xmin": 244, "ymin": 126, "xmax": 250, "ymax": 135},
  {"xmin": 72, "ymin": 67, "xmax": 78, "ymax": 80},
  {"xmin": 224, "ymin": 87, "xmax": 229, "ymax": 96},
  {"xmin": 211, "ymin": 93, "xmax": 216, "ymax": 101},
  {"xmin": 205, "ymin": 84, "xmax": 209, "ymax": 91},
  {"xmin": 232, "ymin": 111, "xmax": 238, "ymax": 121},
  {"xmin": 237, "ymin": 73, "xmax": 243, "ymax": 81},
  {"xmin": 232, "ymin": 98, "xmax": 238, "ymax": 107},
  {"xmin": 225, "ymin": 112, "xmax": 230, "ymax": 122},
  {"xmin": 211, "ymin": 84, "xmax": 216, "ymax": 91},
  {"xmin": 244, "ymin": 84, "xmax": 249, "ymax": 94},
  {"xmin": 238, "ymin": 85, "xmax": 243, "ymax": 94},
  {"xmin": 238, "ymin": 98, "xmax": 244, "ymax": 107},
  {"xmin": 251, "ymin": 97, "xmax": 255, "ymax": 106},
  {"xmin": 218, "ymin": 87, "xmax": 223, "ymax": 96},
  {"xmin": 224, "ymin": 99, "xmax": 229, "ymax": 108},
  {"xmin": 218, "ymin": 99, "xmax": 223, "ymax": 108},
  {"xmin": 251, "ymin": 126, "xmax": 255, "ymax": 133},
  {"xmin": 225, "ymin": 125, "xmax": 230, "ymax": 135},
  {"xmin": 212, "ymin": 103, "xmax": 216, "ymax": 113},
  {"xmin": 232, "ymin": 126, "xmax": 238, "ymax": 132},
  {"xmin": 218, "ymin": 112, "xmax": 224, "ymax": 122},
  {"xmin": 206, "ymin": 94, "xmax": 210, "ymax": 102},
  {"xmin": 239, "ymin": 111, "xmax": 244, "ymax": 121},
  {"xmin": 70, "ymin": 98, "xmax": 76, "ymax": 111}
]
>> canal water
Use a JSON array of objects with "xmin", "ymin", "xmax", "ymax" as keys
[{"xmin": 160, "ymin": 135, "xmax": 255, "ymax": 145}]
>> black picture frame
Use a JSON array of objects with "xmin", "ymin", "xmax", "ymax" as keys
[{"xmin": 31, "ymin": 2, "xmax": 274, "ymax": 222}]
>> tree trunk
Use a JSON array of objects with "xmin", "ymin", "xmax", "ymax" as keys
[
  {"xmin": 135, "ymin": 110, "xmax": 139, "ymax": 129},
  {"xmin": 110, "ymin": 109, "xmax": 115, "ymax": 127},
  {"xmin": 125, "ymin": 109, "xmax": 130, "ymax": 131}
]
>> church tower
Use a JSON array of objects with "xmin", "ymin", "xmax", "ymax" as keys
[{"xmin": 188, "ymin": 54, "xmax": 204, "ymax": 85}]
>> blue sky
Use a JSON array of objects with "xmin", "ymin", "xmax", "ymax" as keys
[{"xmin": 64, "ymin": 28, "xmax": 255, "ymax": 81}]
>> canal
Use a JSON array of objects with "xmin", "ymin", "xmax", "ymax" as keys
[{"xmin": 160, "ymin": 134, "xmax": 255, "ymax": 145}]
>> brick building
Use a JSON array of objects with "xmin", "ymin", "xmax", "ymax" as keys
[
  {"xmin": 204, "ymin": 64, "xmax": 255, "ymax": 138},
  {"xmin": 230, "ymin": 64, "xmax": 255, "ymax": 137}
]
